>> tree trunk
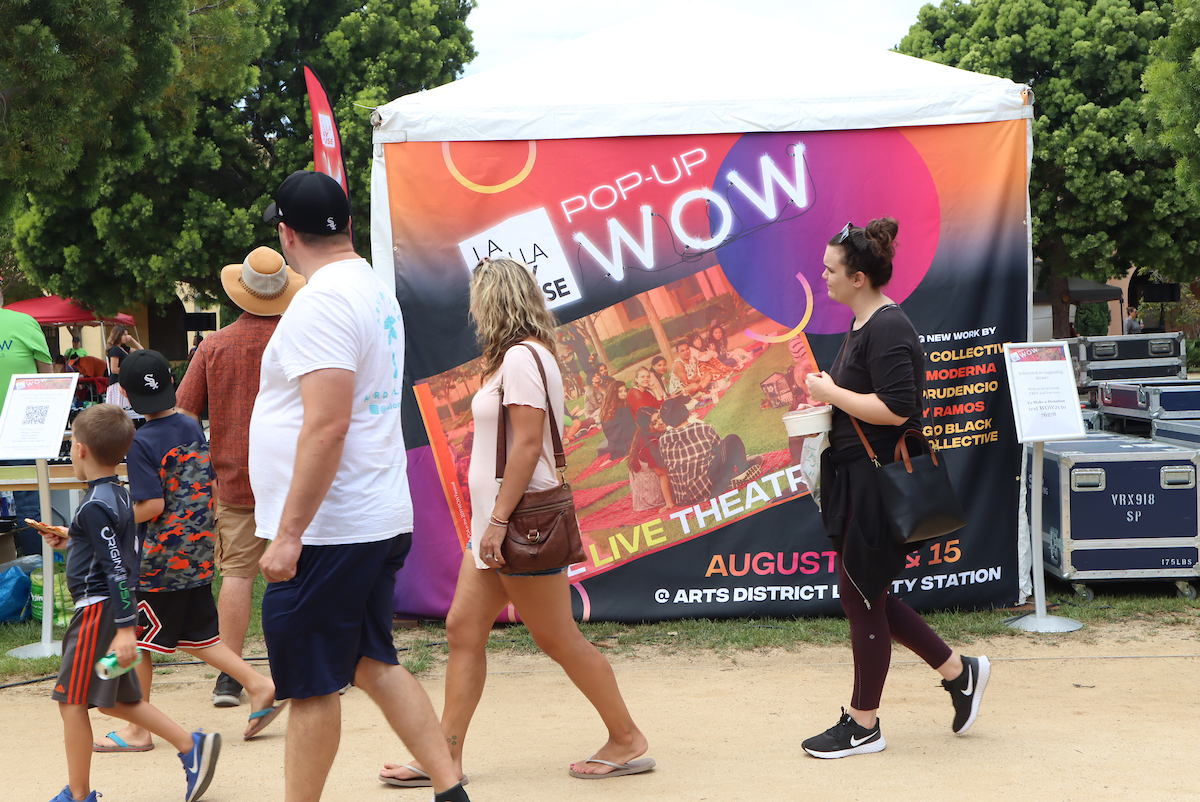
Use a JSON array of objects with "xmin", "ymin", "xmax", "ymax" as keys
[
  {"xmin": 640, "ymin": 291, "xmax": 672, "ymax": 362},
  {"xmin": 1047, "ymin": 272, "xmax": 1073, "ymax": 339},
  {"xmin": 582, "ymin": 314, "xmax": 610, "ymax": 368}
]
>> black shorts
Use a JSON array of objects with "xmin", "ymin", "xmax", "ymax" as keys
[
  {"xmin": 262, "ymin": 533, "xmax": 411, "ymax": 700},
  {"xmin": 136, "ymin": 585, "xmax": 220, "ymax": 654},
  {"xmin": 53, "ymin": 600, "xmax": 143, "ymax": 708}
]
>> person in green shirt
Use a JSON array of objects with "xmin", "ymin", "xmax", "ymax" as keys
[
  {"xmin": 64, "ymin": 336, "xmax": 88, "ymax": 363},
  {"xmin": 0, "ymin": 290, "xmax": 54, "ymax": 556}
]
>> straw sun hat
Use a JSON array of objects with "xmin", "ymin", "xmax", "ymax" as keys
[{"xmin": 221, "ymin": 246, "xmax": 306, "ymax": 316}]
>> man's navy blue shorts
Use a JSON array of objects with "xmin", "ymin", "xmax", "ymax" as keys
[{"xmin": 262, "ymin": 533, "xmax": 412, "ymax": 700}]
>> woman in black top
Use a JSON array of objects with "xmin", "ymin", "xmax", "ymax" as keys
[
  {"xmin": 105, "ymin": 325, "xmax": 142, "ymax": 378},
  {"xmin": 801, "ymin": 218, "xmax": 990, "ymax": 758}
]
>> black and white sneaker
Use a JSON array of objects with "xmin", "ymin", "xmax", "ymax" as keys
[
  {"xmin": 802, "ymin": 708, "xmax": 886, "ymax": 758},
  {"xmin": 211, "ymin": 673, "xmax": 243, "ymax": 708},
  {"xmin": 943, "ymin": 654, "xmax": 991, "ymax": 734}
]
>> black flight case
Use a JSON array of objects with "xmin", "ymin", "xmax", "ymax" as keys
[{"xmin": 1070, "ymin": 332, "xmax": 1187, "ymax": 387}]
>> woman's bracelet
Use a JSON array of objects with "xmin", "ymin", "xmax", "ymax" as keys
[{"xmin": 488, "ymin": 514, "xmax": 509, "ymax": 528}]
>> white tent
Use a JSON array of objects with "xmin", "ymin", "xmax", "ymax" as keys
[
  {"xmin": 370, "ymin": 4, "xmax": 1032, "ymax": 281},
  {"xmin": 370, "ymin": 6, "xmax": 1038, "ymax": 617}
]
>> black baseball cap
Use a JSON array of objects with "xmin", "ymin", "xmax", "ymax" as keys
[
  {"xmin": 263, "ymin": 170, "xmax": 351, "ymax": 235},
  {"xmin": 660, "ymin": 396, "xmax": 690, "ymax": 427},
  {"xmin": 118, "ymin": 350, "xmax": 176, "ymax": 414}
]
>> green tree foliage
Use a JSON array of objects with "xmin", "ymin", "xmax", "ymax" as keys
[
  {"xmin": 1073, "ymin": 300, "xmax": 1112, "ymax": 335},
  {"xmin": 0, "ymin": 0, "xmax": 188, "ymax": 211},
  {"xmin": 9, "ymin": 0, "xmax": 475, "ymax": 315},
  {"xmin": 899, "ymin": 0, "xmax": 1200, "ymax": 337},
  {"xmin": 1145, "ymin": 0, "xmax": 1200, "ymax": 199}
]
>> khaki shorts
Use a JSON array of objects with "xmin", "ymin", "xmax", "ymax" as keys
[{"xmin": 214, "ymin": 502, "xmax": 266, "ymax": 578}]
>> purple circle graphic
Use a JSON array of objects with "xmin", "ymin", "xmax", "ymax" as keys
[{"xmin": 712, "ymin": 130, "xmax": 940, "ymax": 335}]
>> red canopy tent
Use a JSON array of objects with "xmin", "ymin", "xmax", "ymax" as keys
[{"xmin": 5, "ymin": 295, "xmax": 134, "ymax": 327}]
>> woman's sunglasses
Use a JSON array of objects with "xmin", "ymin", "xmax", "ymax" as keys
[{"xmin": 836, "ymin": 221, "xmax": 863, "ymax": 252}]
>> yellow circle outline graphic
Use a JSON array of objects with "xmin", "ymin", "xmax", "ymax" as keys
[
  {"xmin": 442, "ymin": 141, "xmax": 536, "ymax": 194},
  {"xmin": 743, "ymin": 271, "xmax": 815, "ymax": 343}
]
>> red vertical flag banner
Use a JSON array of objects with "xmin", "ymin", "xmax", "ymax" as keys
[{"xmin": 302, "ymin": 64, "xmax": 351, "ymax": 212}]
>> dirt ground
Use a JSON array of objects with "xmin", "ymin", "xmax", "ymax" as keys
[{"xmin": 3, "ymin": 619, "xmax": 1198, "ymax": 802}]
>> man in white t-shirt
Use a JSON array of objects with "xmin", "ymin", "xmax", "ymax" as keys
[{"xmin": 252, "ymin": 171, "xmax": 468, "ymax": 802}]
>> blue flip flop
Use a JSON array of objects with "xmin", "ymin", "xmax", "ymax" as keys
[
  {"xmin": 244, "ymin": 699, "xmax": 289, "ymax": 740},
  {"xmin": 93, "ymin": 731, "xmax": 154, "ymax": 752}
]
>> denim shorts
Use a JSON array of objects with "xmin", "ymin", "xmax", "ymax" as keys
[{"xmin": 467, "ymin": 539, "xmax": 567, "ymax": 577}]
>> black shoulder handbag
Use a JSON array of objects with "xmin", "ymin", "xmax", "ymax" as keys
[
  {"xmin": 494, "ymin": 343, "xmax": 585, "ymax": 574},
  {"xmin": 851, "ymin": 417, "xmax": 967, "ymax": 545}
]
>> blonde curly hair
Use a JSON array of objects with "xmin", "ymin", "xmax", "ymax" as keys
[{"xmin": 469, "ymin": 257, "xmax": 560, "ymax": 379}]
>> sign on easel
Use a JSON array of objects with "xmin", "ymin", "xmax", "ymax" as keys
[
  {"xmin": 0, "ymin": 374, "xmax": 78, "ymax": 460},
  {"xmin": 1003, "ymin": 343, "xmax": 1086, "ymax": 443},
  {"xmin": 1, "ymin": 373, "xmax": 77, "ymax": 659},
  {"xmin": 1002, "ymin": 343, "xmax": 1083, "ymax": 633}
]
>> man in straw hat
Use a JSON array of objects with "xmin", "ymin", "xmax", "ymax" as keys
[
  {"xmin": 176, "ymin": 245, "xmax": 305, "ymax": 709},
  {"xmin": 252, "ymin": 170, "xmax": 468, "ymax": 802}
]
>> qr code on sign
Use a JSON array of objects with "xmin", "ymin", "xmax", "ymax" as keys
[{"xmin": 22, "ymin": 405, "xmax": 49, "ymax": 426}]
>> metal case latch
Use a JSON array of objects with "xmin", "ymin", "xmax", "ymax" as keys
[
  {"xmin": 1161, "ymin": 466, "xmax": 1196, "ymax": 489},
  {"xmin": 1149, "ymin": 339, "xmax": 1174, "ymax": 356},
  {"xmin": 1070, "ymin": 468, "xmax": 1106, "ymax": 491}
]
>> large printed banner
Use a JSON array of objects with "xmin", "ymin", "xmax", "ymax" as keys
[{"xmin": 383, "ymin": 122, "xmax": 1029, "ymax": 621}]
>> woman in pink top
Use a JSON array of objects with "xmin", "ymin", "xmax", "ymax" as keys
[{"xmin": 381, "ymin": 258, "xmax": 654, "ymax": 787}]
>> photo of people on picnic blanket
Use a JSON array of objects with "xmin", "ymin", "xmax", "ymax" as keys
[{"xmin": 414, "ymin": 265, "xmax": 826, "ymax": 577}]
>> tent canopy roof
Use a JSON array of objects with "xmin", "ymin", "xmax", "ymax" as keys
[
  {"xmin": 6, "ymin": 295, "xmax": 136, "ymax": 327},
  {"xmin": 1032, "ymin": 261, "xmax": 1123, "ymax": 305},
  {"xmin": 1032, "ymin": 278, "xmax": 1123, "ymax": 305},
  {"xmin": 374, "ymin": 3, "xmax": 1031, "ymax": 144}
]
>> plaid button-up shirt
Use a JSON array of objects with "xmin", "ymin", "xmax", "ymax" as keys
[
  {"xmin": 658, "ymin": 419, "xmax": 720, "ymax": 505},
  {"xmin": 175, "ymin": 313, "xmax": 280, "ymax": 506}
]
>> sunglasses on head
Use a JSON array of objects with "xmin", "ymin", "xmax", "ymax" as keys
[{"xmin": 836, "ymin": 221, "xmax": 866, "ymax": 253}]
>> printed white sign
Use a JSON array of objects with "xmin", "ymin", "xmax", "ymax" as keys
[
  {"xmin": 458, "ymin": 208, "xmax": 581, "ymax": 310},
  {"xmin": 1003, "ymin": 343, "xmax": 1086, "ymax": 443},
  {"xmin": 0, "ymin": 374, "xmax": 78, "ymax": 459},
  {"xmin": 318, "ymin": 113, "xmax": 336, "ymax": 148}
]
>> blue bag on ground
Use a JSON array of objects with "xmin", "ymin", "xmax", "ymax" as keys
[{"xmin": 0, "ymin": 565, "xmax": 32, "ymax": 623}]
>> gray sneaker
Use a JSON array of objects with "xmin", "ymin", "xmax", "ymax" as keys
[{"xmin": 211, "ymin": 673, "xmax": 243, "ymax": 708}]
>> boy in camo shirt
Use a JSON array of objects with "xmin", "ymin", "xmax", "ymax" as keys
[{"xmin": 95, "ymin": 351, "xmax": 286, "ymax": 754}]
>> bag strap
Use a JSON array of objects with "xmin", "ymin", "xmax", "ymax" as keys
[
  {"xmin": 849, "ymin": 416, "xmax": 881, "ymax": 468},
  {"xmin": 495, "ymin": 342, "xmax": 567, "ymax": 483},
  {"xmin": 850, "ymin": 416, "xmax": 938, "ymax": 472}
]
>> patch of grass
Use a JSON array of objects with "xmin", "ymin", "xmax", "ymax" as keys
[
  {"xmin": 5, "ymin": 572, "xmax": 1198, "ymax": 685},
  {"xmin": 0, "ymin": 572, "xmax": 272, "ymax": 687},
  {"xmin": 0, "ymin": 617, "xmax": 68, "ymax": 684},
  {"xmin": 702, "ymin": 342, "xmax": 796, "ymax": 457}
]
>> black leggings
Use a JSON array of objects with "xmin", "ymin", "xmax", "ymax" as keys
[{"xmin": 837, "ymin": 558, "xmax": 953, "ymax": 711}]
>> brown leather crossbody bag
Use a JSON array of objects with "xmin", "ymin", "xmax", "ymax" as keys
[{"xmin": 494, "ymin": 343, "xmax": 585, "ymax": 574}]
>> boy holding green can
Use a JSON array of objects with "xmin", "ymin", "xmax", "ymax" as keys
[{"xmin": 29, "ymin": 403, "xmax": 220, "ymax": 802}]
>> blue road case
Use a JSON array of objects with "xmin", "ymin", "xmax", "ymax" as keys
[
  {"xmin": 1030, "ymin": 432, "xmax": 1200, "ymax": 600},
  {"xmin": 1152, "ymin": 419, "xmax": 1200, "ymax": 450}
]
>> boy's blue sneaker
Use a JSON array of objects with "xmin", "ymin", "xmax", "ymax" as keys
[
  {"xmin": 50, "ymin": 787, "xmax": 100, "ymax": 802},
  {"xmin": 180, "ymin": 731, "xmax": 221, "ymax": 802}
]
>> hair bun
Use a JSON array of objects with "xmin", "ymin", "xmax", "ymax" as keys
[{"xmin": 864, "ymin": 217, "xmax": 899, "ymax": 261}]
